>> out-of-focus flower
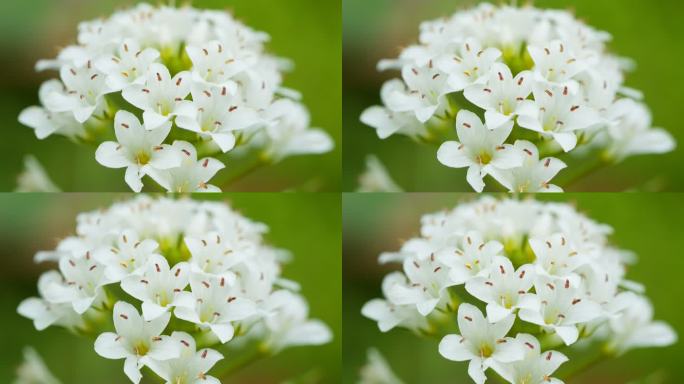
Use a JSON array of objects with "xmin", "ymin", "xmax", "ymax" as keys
[
  {"xmin": 14, "ymin": 347, "xmax": 62, "ymax": 384},
  {"xmin": 357, "ymin": 155, "xmax": 403, "ymax": 192},
  {"xmin": 15, "ymin": 155, "xmax": 61, "ymax": 192},
  {"xmin": 358, "ymin": 348, "xmax": 404, "ymax": 384}
]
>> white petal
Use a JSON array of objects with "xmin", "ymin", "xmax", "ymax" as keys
[
  {"xmin": 466, "ymin": 165, "xmax": 486, "ymax": 192},
  {"xmin": 95, "ymin": 142, "xmax": 129, "ymax": 169},
  {"xmin": 211, "ymin": 132, "xmax": 237, "ymax": 152},
  {"xmin": 437, "ymin": 141, "xmax": 471, "ymax": 168},
  {"xmin": 552, "ymin": 132, "xmax": 578, "ymax": 152},
  {"xmin": 282, "ymin": 320, "xmax": 332, "ymax": 346},
  {"xmin": 124, "ymin": 166, "xmax": 145, "ymax": 192},
  {"xmin": 439, "ymin": 334, "xmax": 474, "ymax": 361},
  {"xmin": 554, "ymin": 325, "xmax": 579, "ymax": 345},
  {"xmin": 210, "ymin": 323, "xmax": 235, "ymax": 343},
  {"xmin": 486, "ymin": 304, "xmax": 513, "ymax": 324},
  {"xmin": 142, "ymin": 302, "xmax": 169, "ymax": 321},
  {"xmin": 124, "ymin": 356, "xmax": 142, "ymax": 384},
  {"xmin": 467, "ymin": 358, "xmax": 487, "ymax": 384},
  {"xmin": 147, "ymin": 336, "xmax": 180, "ymax": 361},
  {"xmin": 94, "ymin": 332, "xmax": 129, "ymax": 359}
]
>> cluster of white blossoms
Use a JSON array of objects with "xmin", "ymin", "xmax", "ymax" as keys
[
  {"xmin": 362, "ymin": 197, "xmax": 676, "ymax": 383},
  {"xmin": 361, "ymin": 3, "xmax": 675, "ymax": 192},
  {"xmin": 17, "ymin": 196, "xmax": 332, "ymax": 384},
  {"xmin": 18, "ymin": 3, "xmax": 333, "ymax": 192}
]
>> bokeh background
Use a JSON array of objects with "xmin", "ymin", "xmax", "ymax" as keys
[
  {"xmin": 0, "ymin": 0, "xmax": 341, "ymax": 191},
  {"xmin": 0, "ymin": 193, "xmax": 341, "ymax": 383},
  {"xmin": 342, "ymin": 0, "xmax": 684, "ymax": 191},
  {"xmin": 343, "ymin": 193, "xmax": 684, "ymax": 383}
]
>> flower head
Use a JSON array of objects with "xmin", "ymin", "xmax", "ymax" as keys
[{"xmin": 18, "ymin": 3, "xmax": 333, "ymax": 191}]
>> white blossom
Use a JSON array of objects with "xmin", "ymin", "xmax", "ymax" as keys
[
  {"xmin": 437, "ymin": 110, "xmax": 523, "ymax": 192},
  {"xmin": 95, "ymin": 110, "xmax": 181, "ymax": 192},
  {"xmin": 360, "ymin": 2, "xmax": 674, "ymax": 192},
  {"xmin": 18, "ymin": 196, "xmax": 332, "ymax": 383},
  {"xmin": 146, "ymin": 332, "xmax": 223, "ymax": 384},
  {"xmin": 363, "ymin": 197, "xmax": 676, "ymax": 383},
  {"xmin": 18, "ymin": 3, "xmax": 333, "ymax": 191},
  {"xmin": 439, "ymin": 304, "xmax": 524, "ymax": 384},
  {"xmin": 94, "ymin": 301, "xmax": 179, "ymax": 384},
  {"xmin": 15, "ymin": 155, "xmax": 61, "ymax": 192}
]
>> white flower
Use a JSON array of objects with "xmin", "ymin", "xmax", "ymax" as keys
[
  {"xmin": 95, "ymin": 229, "xmax": 160, "ymax": 282},
  {"xmin": 361, "ymin": 272, "xmax": 429, "ymax": 332},
  {"xmin": 15, "ymin": 155, "xmax": 61, "ymax": 192},
  {"xmin": 487, "ymin": 141, "xmax": 566, "ymax": 193},
  {"xmin": 146, "ymin": 141, "xmax": 224, "ymax": 193},
  {"xmin": 262, "ymin": 290, "xmax": 332, "ymax": 352},
  {"xmin": 437, "ymin": 231, "xmax": 503, "ymax": 284},
  {"xmin": 18, "ymin": 80, "xmax": 85, "ymax": 140},
  {"xmin": 384, "ymin": 65, "xmax": 452, "ymax": 123},
  {"xmin": 121, "ymin": 63, "xmax": 192, "ymax": 130},
  {"xmin": 186, "ymin": 40, "xmax": 251, "ymax": 86},
  {"xmin": 95, "ymin": 39, "xmax": 160, "ymax": 91},
  {"xmin": 358, "ymin": 348, "xmax": 404, "ymax": 384},
  {"xmin": 529, "ymin": 233, "xmax": 587, "ymax": 279},
  {"xmin": 121, "ymin": 254, "xmax": 190, "ymax": 321},
  {"xmin": 184, "ymin": 231, "xmax": 245, "ymax": 278},
  {"xmin": 360, "ymin": 80, "xmax": 427, "ymax": 139},
  {"xmin": 518, "ymin": 277, "xmax": 601, "ymax": 345},
  {"xmin": 175, "ymin": 84, "xmax": 262, "ymax": 152},
  {"xmin": 463, "ymin": 63, "xmax": 533, "ymax": 129},
  {"xmin": 517, "ymin": 85, "xmax": 600, "ymax": 152},
  {"xmin": 262, "ymin": 99, "xmax": 333, "ymax": 161},
  {"xmin": 465, "ymin": 256, "xmax": 537, "ymax": 323},
  {"xmin": 146, "ymin": 332, "xmax": 223, "ymax": 384},
  {"xmin": 436, "ymin": 38, "xmax": 502, "ymax": 92},
  {"xmin": 604, "ymin": 98, "xmax": 675, "ymax": 161},
  {"xmin": 607, "ymin": 295, "xmax": 677, "ymax": 354},
  {"xmin": 95, "ymin": 110, "xmax": 181, "ymax": 192},
  {"xmin": 43, "ymin": 62, "xmax": 113, "ymax": 123},
  {"xmin": 44, "ymin": 252, "xmax": 110, "ymax": 314},
  {"xmin": 385, "ymin": 254, "xmax": 454, "ymax": 316},
  {"xmin": 437, "ymin": 110, "xmax": 523, "ymax": 192},
  {"xmin": 19, "ymin": 4, "xmax": 333, "ymax": 191},
  {"xmin": 489, "ymin": 334, "xmax": 568, "ymax": 384},
  {"xmin": 17, "ymin": 271, "xmax": 83, "ymax": 331},
  {"xmin": 439, "ymin": 303, "xmax": 524, "ymax": 384},
  {"xmin": 94, "ymin": 301, "xmax": 179, "ymax": 384},
  {"xmin": 357, "ymin": 155, "xmax": 403, "ymax": 192},
  {"xmin": 528, "ymin": 40, "xmax": 584, "ymax": 86},
  {"xmin": 174, "ymin": 274, "xmax": 257, "ymax": 343},
  {"xmin": 14, "ymin": 347, "xmax": 62, "ymax": 384}
]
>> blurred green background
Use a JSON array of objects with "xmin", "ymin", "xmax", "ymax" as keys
[
  {"xmin": 0, "ymin": 0, "xmax": 341, "ymax": 192},
  {"xmin": 343, "ymin": 193, "xmax": 684, "ymax": 383},
  {"xmin": 0, "ymin": 193, "xmax": 341, "ymax": 383},
  {"xmin": 342, "ymin": 0, "xmax": 684, "ymax": 191}
]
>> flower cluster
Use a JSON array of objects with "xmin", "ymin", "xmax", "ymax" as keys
[
  {"xmin": 362, "ymin": 197, "xmax": 676, "ymax": 383},
  {"xmin": 18, "ymin": 196, "xmax": 332, "ymax": 384},
  {"xmin": 19, "ymin": 3, "xmax": 333, "ymax": 192},
  {"xmin": 361, "ymin": 3, "xmax": 675, "ymax": 192}
]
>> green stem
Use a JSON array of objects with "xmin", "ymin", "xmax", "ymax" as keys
[
  {"xmin": 562, "ymin": 157, "xmax": 611, "ymax": 190},
  {"xmin": 220, "ymin": 156, "xmax": 269, "ymax": 189},
  {"xmin": 216, "ymin": 345, "xmax": 270, "ymax": 381},
  {"xmin": 561, "ymin": 348, "xmax": 610, "ymax": 382}
]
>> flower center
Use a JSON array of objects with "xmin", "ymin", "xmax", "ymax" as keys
[
  {"xmin": 133, "ymin": 341, "xmax": 150, "ymax": 356},
  {"xmin": 478, "ymin": 343, "xmax": 494, "ymax": 358},
  {"xmin": 135, "ymin": 151, "xmax": 151, "ymax": 165},
  {"xmin": 476, "ymin": 151, "xmax": 492, "ymax": 165}
]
